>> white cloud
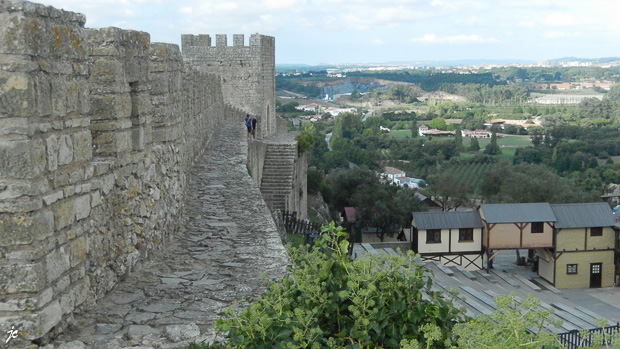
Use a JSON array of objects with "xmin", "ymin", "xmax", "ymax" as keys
[
  {"xmin": 544, "ymin": 31, "xmax": 582, "ymax": 39},
  {"xmin": 518, "ymin": 20, "xmax": 535, "ymax": 28},
  {"xmin": 410, "ymin": 33, "xmax": 499, "ymax": 44},
  {"xmin": 545, "ymin": 13, "xmax": 577, "ymax": 27}
]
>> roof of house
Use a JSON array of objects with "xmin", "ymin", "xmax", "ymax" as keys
[
  {"xmin": 412, "ymin": 210, "xmax": 483, "ymax": 230},
  {"xmin": 551, "ymin": 202, "xmax": 615, "ymax": 229},
  {"xmin": 343, "ymin": 207, "xmax": 356, "ymax": 222},
  {"xmin": 383, "ymin": 166, "xmax": 405, "ymax": 175},
  {"xmin": 479, "ymin": 203, "xmax": 556, "ymax": 223}
]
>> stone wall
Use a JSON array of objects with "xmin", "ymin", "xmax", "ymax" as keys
[
  {"xmin": 181, "ymin": 34, "xmax": 277, "ymax": 140},
  {"xmin": 0, "ymin": 1, "xmax": 251, "ymax": 341}
]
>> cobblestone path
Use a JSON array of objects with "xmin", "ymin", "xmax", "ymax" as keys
[{"xmin": 49, "ymin": 124, "xmax": 290, "ymax": 348}]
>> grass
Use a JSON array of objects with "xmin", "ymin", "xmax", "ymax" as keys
[{"xmin": 286, "ymin": 233, "xmax": 305, "ymax": 248}]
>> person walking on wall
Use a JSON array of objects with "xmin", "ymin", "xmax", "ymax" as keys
[
  {"xmin": 251, "ymin": 116, "xmax": 258, "ymax": 139},
  {"xmin": 244, "ymin": 114, "xmax": 252, "ymax": 138}
]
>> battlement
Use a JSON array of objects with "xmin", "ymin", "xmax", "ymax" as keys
[{"xmin": 181, "ymin": 33, "xmax": 274, "ymax": 50}]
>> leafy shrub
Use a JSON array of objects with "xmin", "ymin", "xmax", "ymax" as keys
[{"xmin": 212, "ymin": 223, "xmax": 465, "ymax": 348}]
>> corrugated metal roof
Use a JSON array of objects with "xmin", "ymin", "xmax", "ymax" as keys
[
  {"xmin": 412, "ymin": 211, "xmax": 483, "ymax": 230},
  {"xmin": 551, "ymin": 202, "xmax": 615, "ymax": 229},
  {"xmin": 480, "ymin": 203, "xmax": 556, "ymax": 223}
]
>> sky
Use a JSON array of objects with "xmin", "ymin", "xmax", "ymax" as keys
[{"xmin": 33, "ymin": 0, "xmax": 620, "ymax": 65}]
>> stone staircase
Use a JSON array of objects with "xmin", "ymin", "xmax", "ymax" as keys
[{"xmin": 260, "ymin": 143, "xmax": 297, "ymax": 212}]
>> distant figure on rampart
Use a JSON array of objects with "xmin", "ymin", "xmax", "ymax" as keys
[
  {"xmin": 251, "ymin": 116, "xmax": 258, "ymax": 138},
  {"xmin": 244, "ymin": 114, "xmax": 252, "ymax": 137}
]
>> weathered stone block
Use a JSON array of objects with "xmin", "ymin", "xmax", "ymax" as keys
[
  {"xmin": 54, "ymin": 198, "xmax": 75, "ymax": 230},
  {"xmin": 73, "ymin": 194, "xmax": 90, "ymax": 221},
  {"xmin": 88, "ymin": 57, "xmax": 124, "ymax": 87},
  {"xmin": 0, "ymin": 210, "xmax": 54, "ymax": 246},
  {"xmin": 0, "ymin": 261, "xmax": 44, "ymax": 293},
  {"xmin": 38, "ymin": 300, "xmax": 62, "ymax": 338},
  {"xmin": 0, "ymin": 178, "xmax": 45, "ymax": 200},
  {"xmin": 0, "ymin": 139, "xmax": 46, "ymax": 179},
  {"xmin": 0, "ymin": 287, "xmax": 52, "ymax": 312},
  {"xmin": 71, "ymin": 130, "xmax": 92, "ymax": 162},
  {"xmin": 58, "ymin": 134, "xmax": 73, "ymax": 166},
  {"xmin": 92, "ymin": 130, "xmax": 130, "ymax": 155},
  {"xmin": 69, "ymin": 235, "xmax": 87, "ymax": 268},
  {"xmin": 89, "ymin": 94, "xmax": 131, "ymax": 121},
  {"xmin": 90, "ymin": 190, "xmax": 102, "ymax": 207},
  {"xmin": 46, "ymin": 246, "xmax": 70, "ymax": 282}
]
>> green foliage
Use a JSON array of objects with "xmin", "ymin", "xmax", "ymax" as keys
[
  {"xmin": 296, "ymin": 123, "xmax": 316, "ymax": 155},
  {"xmin": 483, "ymin": 131, "xmax": 502, "ymax": 155},
  {"xmin": 468, "ymin": 137, "xmax": 480, "ymax": 152},
  {"xmin": 451, "ymin": 293, "xmax": 562, "ymax": 348},
  {"xmin": 213, "ymin": 223, "xmax": 466, "ymax": 348},
  {"xmin": 428, "ymin": 117, "xmax": 448, "ymax": 130},
  {"xmin": 278, "ymin": 101, "xmax": 300, "ymax": 112}
]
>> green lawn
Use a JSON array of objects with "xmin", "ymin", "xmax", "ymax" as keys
[
  {"xmin": 467, "ymin": 134, "xmax": 532, "ymax": 148},
  {"xmin": 387, "ymin": 129, "xmax": 415, "ymax": 140}
]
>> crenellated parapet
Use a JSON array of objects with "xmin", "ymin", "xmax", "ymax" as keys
[{"xmin": 182, "ymin": 33, "xmax": 277, "ymax": 139}]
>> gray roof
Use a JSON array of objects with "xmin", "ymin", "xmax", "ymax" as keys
[
  {"xmin": 480, "ymin": 203, "xmax": 556, "ymax": 223},
  {"xmin": 412, "ymin": 211, "xmax": 483, "ymax": 230},
  {"xmin": 551, "ymin": 202, "xmax": 615, "ymax": 229}
]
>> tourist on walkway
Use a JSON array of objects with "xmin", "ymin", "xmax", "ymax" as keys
[
  {"xmin": 244, "ymin": 114, "xmax": 252, "ymax": 137},
  {"xmin": 251, "ymin": 116, "xmax": 258, "ymax": 138}
]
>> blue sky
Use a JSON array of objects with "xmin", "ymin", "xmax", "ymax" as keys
[{"xmin": 35, "ymin": 0, "xmax": 620, "ymax": 65}]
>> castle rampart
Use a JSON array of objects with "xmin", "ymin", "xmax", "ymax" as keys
[{"xmin": 0, "ymin": 1, "xmax": 279, "ymax": 342}]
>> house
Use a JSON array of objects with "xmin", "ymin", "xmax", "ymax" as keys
[
  {"xmin": 408, "ymin": 202, "xmax": 617, "ymax": 288},
  {"xmin": 537, "ymin": 203, "xmax": 616, "ymax": 288},
  {"xmin": 462, "ymin": 129, "xmax": 492, "ymax": 138},
  {"xmin": 381, "ymin": 166, "xmax": 406, "ymax": 183},
  {"xmin": 295, "ymin": 103, "xmax": 320, "ymax": 112},
  {"xmin": 394, "ymin": 176, "xmax": 426, "ymax": 189},
  {"xmin": 483, "ymin": 119, "xmax": 506, "ymax": 129},
  {"xmin": 411, "ymin": 210, "xmax": 484, "ymax": 270},
  {"xmin": 479, "ymin": 203, "xmax": 556, "ymax": 255},
  {"xmin": 419, "ymin": 125, "xmax": 455, "ymax": 137},
  {"xmin": 414, "ymin": 192, "xmax": 442, "ymax": 211}
]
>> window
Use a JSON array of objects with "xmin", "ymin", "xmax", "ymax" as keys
[
  {"xmin": 531, "ymin": 222, "xmax": 544, "ymax": 234},
  {"xmin": 426, "ymin": 229, "xmax": 441, "ymax": 243},
  {"xmin": 590, "ymin": 227, "xmax": 603, "ymax": 237},
  {"xmin": 459, "ymin": 228, "xmax": 474, "ymax": 242},
  {"xmin": 566, "ymin": 264, "xmax": 578, "ymax": 275}
]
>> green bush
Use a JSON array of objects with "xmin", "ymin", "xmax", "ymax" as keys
[{"xmin": 212, "ymin": 223, "xmax": 465, "ymax": 348}]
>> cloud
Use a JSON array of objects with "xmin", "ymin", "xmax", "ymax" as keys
[
  {"xmin": 545, "ymin": 13, "xmax": 577, "ymax": 27},
  {"xmin": 410, "ymin": 33, "xmax": 499, "ymax": 44},
  {"xmin": 518, "ymin": 20, "xmax": 535, "ymax": 28},
  {"xmin": 544, "ymin": 31, "xmax": 582, "ymax": 39}
]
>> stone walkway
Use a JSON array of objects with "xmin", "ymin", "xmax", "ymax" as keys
[{"xmin": 48, "ymin": 124, "xmax": 290, "ymax": 348}]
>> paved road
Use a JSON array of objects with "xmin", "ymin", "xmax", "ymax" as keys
[{"xmin": 49, "ymin": 124, "xmax": 290, "ymax": 348}]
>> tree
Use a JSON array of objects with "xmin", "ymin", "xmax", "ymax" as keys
[
  {"xmin": 454, "ymin": 125, "xmax": 463, "ymax": 151},
  {"xmin": 295, "ymin": 122, "xmax": 315, "ymax": 155},
  {"xmin": 424, "ymin": 172, "xmax": 470, "ymax": 211},
  {"xmin": 483, "ymin": 130, "xmax": 501, "ymax": 155},
  {"xmin": 469, "ymin": 137, "xmax": 480, "ymax": 152},
  {"xmin": 411, "ymin": 119, "xmax": 418, "ymax": 138},
  {"xmin": 353, "ymin": 182, "xmax": 425, "ymax": 241},
  {"xmin": 428, "ymin": 117, "xmax": 447, "ymax": 130}
]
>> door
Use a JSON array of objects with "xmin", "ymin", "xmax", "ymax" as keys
[{"xmin": 590, "ymin": 263, "xmax": 602, "ymax": 288}]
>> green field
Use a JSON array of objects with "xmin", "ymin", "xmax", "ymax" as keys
[
  {"xmin": 410, "ymin": 162, "xmax": 499, "ymax": 195},
  {"xmin": 387, "ymin": 131, "xmax": 533, "ymax": 154}
]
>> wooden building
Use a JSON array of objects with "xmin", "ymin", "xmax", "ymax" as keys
[
  {"xmin": 411, "ymin": 211, "xmax": 484, "ymax": 270},
  {"xmin": 537, "ymin": 203, "xmax": 616, "ymax": 288}
]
